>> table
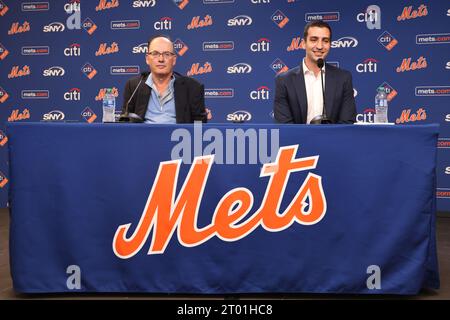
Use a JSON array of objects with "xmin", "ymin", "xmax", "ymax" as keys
[{"xmin": 7, "ymin": 123, "xmax": 440, "ymax": 294}]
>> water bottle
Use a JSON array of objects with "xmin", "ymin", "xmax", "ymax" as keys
[
  {"xmin": 374, "ymin": 87, "xmax": 388, "ymax": 123},
  {"xmin": 102, "ymin": 88, "xmax": 116, "ymax": 122}
]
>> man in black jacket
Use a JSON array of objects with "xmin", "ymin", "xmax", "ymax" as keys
[{"xmin": 121, "ymin": 35, "xmax": 209, "ymax": 123}]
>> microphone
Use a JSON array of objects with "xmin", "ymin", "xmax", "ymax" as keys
[
  {"xmin": 118, "ymin": 71, "xmax": 149, "ymax": 123},
  {"xmin": 310, "ymin": 58, "xmax": 332, "ymax": 124}
]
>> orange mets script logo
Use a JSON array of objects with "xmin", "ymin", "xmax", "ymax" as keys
[
  {"xmin": 8, "ymin": 65, "xmax": 31, "ymax": 78},
  {"xmin": 187, "ymin": 15, "xmax": 213, "ymax": 30},
  {"xmin": 95, "ymin": 87, "xmax": 119, "ymax": 101},
  {"xmin": 397, "ymin": 4, "xmax": 428, "ymax": 21},
  {"xmin": 287, "ymin": 37, "xmax": 305, "ymax": 52},
  {"xmin": 8, "ymin": 21, "xmax": 30, "ymax": 35},
  {"xmin": 396, "ymin": 56, "xmax": 427, "ymax": 72},
  {"xmin": 95, "ymin": 42, "xmax": 119, "ymax": 56},
  {"xmin": 96, "ymin": 0, "xmax": 119, "ymax": 11},
  {"xmin": 113, "ymin": 145, "xmax": 327, "ymax": 257},
  {"xmin": 8, "ymin": 108, "xmax": 30, "ymax": 122},
  {"xmin": 187, "ymin": 62, "xmax": 212, "ymax": 76}
]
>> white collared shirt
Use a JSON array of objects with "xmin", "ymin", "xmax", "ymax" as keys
[{"xmin": 303, "ymin": 59, "xmax": 325, "ymax": 124}]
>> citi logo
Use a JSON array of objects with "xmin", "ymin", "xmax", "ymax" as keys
[
  {"xmin": 0, "ymin": 87, "xmax": 9, "ymax": 103},
  {"xmin": 287, "ymin": 37, "xmax": 304, "ymax": 51},
  {"xmin": 356, "ymin": 108, "xmax": 375, "ymax": 123},
  {"xmin": 8, "ymin": 65, "xmax": 31, "ymax": 78},
  {"xmin": 96, "ymin": 42, "xmax": 119, "ymax": 56},
  {"xmin": 396, "ymin": 56, "xmax": 427, "ymax": 73},
  {"xmin": 43, "ymin": 66, "xmax": 65, "ymax": 77},
  {"xmin": 174, "ymin": 38, "xmax": 188, "ymax": 56},
  {"xmin": 132, "ymin": 0, "xmax": 156, "ymax": 7},
  {"xmin": 0, "ymin": 130, "xmax": 7, "ymax": 146},
  {"xmin": 187, "ymin": 62, "xmax": 213, "ymax": 76},
  {"xmin": 154, "ymin": 17, "xmax": 172, "ymax": 30},
  {"xmin": 43, "ymin": 22, "xmax": 65, "ymax": 32},
  {"xmin": 357, "ymin": 5, "xmax": 381, "ymax": 30},
  {"xmin": 378, "ymin": 31, "xmax": 398, "ymax": 51},
  {"xmin": 64, "ymin": 88, "xmax": 81, "ymax": 101},
  {"xmin": 8, "ymin": 21, "xmax": 30, "ymax": 35},
  {"xmin": 82, "ymin": 107, "xmax": 97, "ymax": 123},
  {"xmin": 43, "ymin": 110, "xmax": 65, "ymax": 121},
  {"xmin": 173, "ymin": 0, "xmax": 189, "ymax": 10},
  {"xmin": 227, "ymin": 15, "xmax": 252, "ymax": 26},
  {"xmin": 395, "ymin": 108, "xmax": 427, "ymax": 124},
  {"xmin": 83, "ymin": 18, "xmax": 97, "ymax": 35},
  {"xmin": 251, "ymin": 0, "xmax": 269, "ymax": 3},
  {"xmin": 0, "ymin": 43, "xmax": 9, "ymax": 60},
  {"xmin": 356, "ymin": 58, "xmax": 378, "ymax": 73},
  {"xmin": 0, "ymin": 1, "xmax": 9, "ymax": 16},
  {"xmin": 187, "ymin": 15, "xmax": 212, "ymax": 30},
  {"xmin": 132, "ymin": 43, "xmax": 148, "ymax": 54},
  {"xmin": 227, "ymin": 63, "xmax": 252, "ymax": 74},
  {"xmin": 250, "ymin": 86, "xmax": 270, "ymax": 100},
  {"xmin": 227, "ymin": 110, "xmax": 252, "ymax": 122},
  {"xmin": 96, "ymin": 0, "xmax": 119, "ymax": 11},
  {"xmin": 64, "ymin": 43, "xmax": 80, "ymax": 56},
  {"xmin": 271, "ymin": 10, "xmax": 289, "ymax": 28},
  {"xmin": 251, "ymin": 38, "xmax": 270, "ymax": 52},
  {"xmin": 331, "ymin": 37, "xmax": 358, "ymax": 48}
]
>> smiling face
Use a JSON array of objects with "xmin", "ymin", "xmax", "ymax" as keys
[
  {"xmin": 145, "ymin": 37, "xmax": 177, "ymax": 78},
  {"xmin": 301, "ymin": 26, "xmax": 331, "ymax": 68}
]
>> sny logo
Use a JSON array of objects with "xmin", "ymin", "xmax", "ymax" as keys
[
  {"xmin": 43, "ymin": 22, "xmax": 65, "ymax": 32},
  {"xmin": 43, "ymin": 66, "xmax": 65, "ymax": 77},
  {"xmin": 132, "ymin": 0, "xmax": 156, "ymax": 8},
  {"xmin": 331, "ymin": 37, "xmax": 358, "ymax": 48},
  {"xmin": 378, "ymin": 31, "xmax": 398, "ymax": 51},
  {"xmin": 270, "ymin": 58, "xmax": 288, "ymax": 75},
  {"xmin": 43, "ymin": 110, "xmax": 65, "ymax": 121},
  {"xmin": 228, "ymin": 15, "xmax": 252, "ymax": 27},
  {"xmin": 82, "ymin": 107, "xmax": 97, "ymax": 123},
  {"xmin": 82, "ymin": 63, "xmax": 97, "ymax": 79},
  {"xmin": 227, "ymin": 110, "xmax": 252, "ymax": 122},
  {"xmin": 227, "ymin": 63, "xmax": 252, "ymax": 74},
  {"xmin": 271, "ymin": 10, "xmax": 289, "ymax": 28},
  {"xmin": 112, "ymin": 145, "xmax": 327, "ymax": 256},
  {"xmin": 187, "ymin": 62, "xmax": 212, "ymax": 76}
]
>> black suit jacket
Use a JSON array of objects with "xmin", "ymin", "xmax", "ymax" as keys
[
  {"xmin": 273, "ymin": 63, "xmax": 356, "ymax": 124},
  {"xmin": 121, "ymin": 71, "xmax": 207, "ymax": 123}
]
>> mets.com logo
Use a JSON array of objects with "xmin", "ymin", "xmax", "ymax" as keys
[
  {"xmin": 112, "ymin": 145, "xmax": 327, "ymax": 257},
  {"xmin": 416, "ymin": 33, "xmax": 450, "ymax": 45},
  {"xmin": 415, "ymin": 86, "xmax": 450, "ymax": 96},
  {"xmin": 205, "ymin": 88, "xmax": 234, "ymax": 98},
  {"xmin": 305, "ymin": 11, "xmax": 340, "ymax": 22}
]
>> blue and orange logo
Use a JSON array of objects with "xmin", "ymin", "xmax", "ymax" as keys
[
  {"xmin": 270, "ymin": 58, "xmax": 289, "ymax": 75},
  {"xmin": 271, "ymin": 10, "xmax": 289, "ymax": 28},
  {"xmin": 83, "ymin": 18, "xmax": 97, "ymax": 35},
  {"xmin": 0, "ymin": 87, "xmax": 9, "ymax": 103},
  {"xmin": 82, "ymin": 107, "xmax": 97, "ymax": 123},
  {"xmin": 0, "ymin": 130, "xmax": 7, "ymax": 147},
  {"xmin": 174, "ymin": 38, "xmax": 189, "ymax": 56},
  {"xmin": 173, "ymin": 0, "xmax": 189, "ymax": 10},
  {"xmin": 0, "ymin": 171, "xmax": 8, "ymax": 188},
  {"xmin": 0, "ymin": 0, "xmax": 9, "ymax": 16},
  {"xmin": 82, "ymin": 63, "xmax": 97, "ymax": 79},
  {"xmin": 378, "ymin": 31, "xmax": 398, "ymax": 51},
  {"xmin": 0, "ymin": 43, "xmax": 8, "ymax": 60}
]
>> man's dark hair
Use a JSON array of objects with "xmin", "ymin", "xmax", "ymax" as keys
[
  {"xmin": 147, "ymin": 34, "xmax": 173, "ymax": 50},
  {"xmin": 303, "ymin": 20, "xmax": 332, "ymax": 41}
]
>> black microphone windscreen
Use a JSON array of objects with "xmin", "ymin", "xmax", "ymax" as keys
[
  {"xmin": 140, "ymin": 71, "xmax": 150, "ymax": 77},
  {"xmin": 317, "ymin": 58, "xmax": 324, "ymax": 69}
]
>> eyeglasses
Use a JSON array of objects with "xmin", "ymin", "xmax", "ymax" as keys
[{"xmin": 147, "ymin": 51, "xmax": 176, "ymax": 59}]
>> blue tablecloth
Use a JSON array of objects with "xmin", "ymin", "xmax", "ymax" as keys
[{"xmin": 7, "ymin": 123, "xmax": 440, "ymax": 294}]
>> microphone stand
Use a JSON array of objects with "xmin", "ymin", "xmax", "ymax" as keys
[
  {"xmin": 310, "ymin": 58, "xmax": 332, "ymax": 124},
  {"xmin": 118, "ymin": 72, "xmax": 147, "ymax": 123}
]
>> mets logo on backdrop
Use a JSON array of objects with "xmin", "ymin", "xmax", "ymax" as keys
[
  {"xmin": 270, "ymin": 58, "xmax": 288, "ymax": 75},
  {"xmin": 378, "ymin": 31, "xmax": 398, "ymax": 51},
  {"xmin": 96, "ymin": 0, "xmax": 119, "ymax": 11},
  {"xmin": 173, "ymin": 0, "xmax": 189, "ymax": 10},
  {"xmin": 0, "ymin": 43, "xmax": 8, "ymax": 60},
  {"xmin": 95, "ymin": 42, "xmax": 119, "ymax": 56},
  {"xmin": 83, "ymin": 18, "xmax": 97, "ymax": 35},
  {"xmin": 174, "ymin": 38, "xmax": 188, "ymax": 56},
  {"xmin": 0, "ymin": 87, "xmax": 9, "ymax": 103},
  {"xmin": 187, "ymin": 15, "xmax": 212, "ymax": 30},
  {"xmin": 0, "ymin": 130, "xmax": 7, "ymax": 146},
  {"xmin": 112, "ymin": 145, "xmax": 327, "ymax": 257},
  {"xmin": 395, "ymin": 107, "xmax": 427, "ymax": 124},
  {"xmin": 8, "ymin": 65, "xmax": 31, "ymax": 79},
  {"xmin": 82, "ymin": 63, "xmax": 97, "ymax": 79},
  {"xmin": 8, "ymin": 108, "xmax": 31, "ymax": 122},
  {"xmin": 397, "ymin": 4, "xmax": 428, "ymax": 21},
  {"xmin": 187, "ymin": 62, "xmax": 213, "ymax": 76},
  {"xmin": 271, "ymin": 10, "xmax": 289, "ymax": 28},
  {"xmin": 396, "ymin": 56, "xmax": 427, "ymax": 73},
  {"xmin": 82, "ymin": 107, "xmax": 97, "ymax": 123},
  {"xmin": 0, "ymin": 1, "xmax": 9, "ymax": 16},
  {"xmin": 0, "ymin": 171, "xmax": 8, "ymax": 188},
  {"xmin": 96, "ymin": 87, "xmax": 119, "ymax": 101},
  {"xmin": 8, "ymin": 21, "xmax": 30, "ymax": 35},
  {"xmin": 287, "ymin": 36, "xmax": 304, "ymax": 51}
]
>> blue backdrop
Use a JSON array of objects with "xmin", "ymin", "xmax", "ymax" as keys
[{"xmin": 0, "ymin": 0, "xmax": 449, "ymax": 210}]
